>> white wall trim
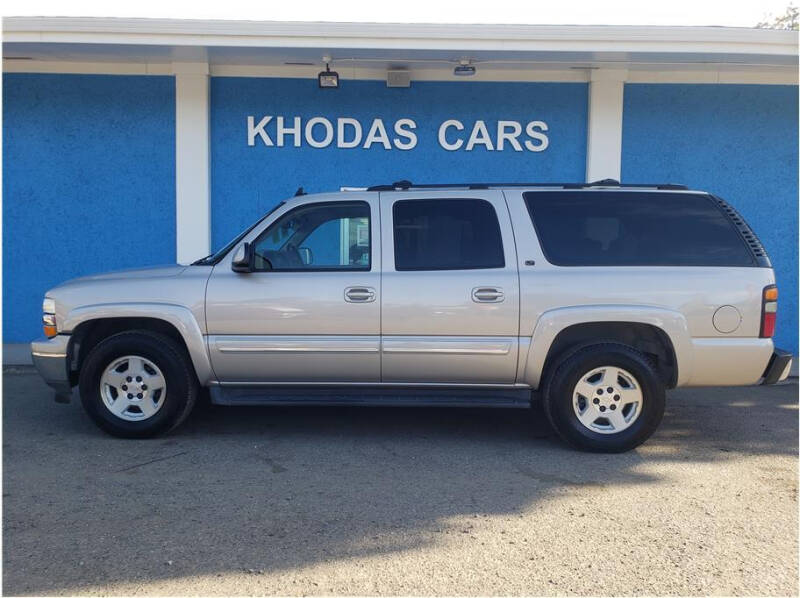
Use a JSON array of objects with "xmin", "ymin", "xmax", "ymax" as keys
[
  {"xmin": 175, "ymin": 67, "xmax": 211, "ymax": 265},
  {"xmin": 5, "ymin": 59, "xmax": 798, "ymax": 85},
  {"xmin": 1, "ymin": 59, "xmax": 590, "ymax": 82},
  {"xmin": 2, "ymin": 60, "xmax": 174, "ymax": 75},
  {"xmin": 211, "ymin": 64, "xmax": 797, "ymax": 84},
  {"xmin": 210, "ymin": 63, "xmax": 591, "ymax": 82},
  {"xmin": 585, "ymin": 69, "xmax": 626, "ymax": 182},
  {"xmin": 626, "ymin": 69, "xmax": 798, "ymax": 85}
]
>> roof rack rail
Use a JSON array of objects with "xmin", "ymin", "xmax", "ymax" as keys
[{"xmin": 366, "ymin": 179, "xmax": 688, "ymax": 191}]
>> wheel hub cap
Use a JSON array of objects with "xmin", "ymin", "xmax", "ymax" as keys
[
  {"xmin": 99, "ymin": 355, "xmax": 166, "ymax": 421},
  {"xmin": 572, "ymin": 366, "xmax": 643, "ymax": 434}
]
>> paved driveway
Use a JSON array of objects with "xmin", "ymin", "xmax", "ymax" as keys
[{"xmin": 3, "ymin": 368, "xmax": 797, "ymax": 596}]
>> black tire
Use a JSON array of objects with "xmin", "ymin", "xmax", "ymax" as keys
[
  {"xmin": 78, "ymin": 330, "xmax": 199, "ymax": 438},
  {"xmin": 542, "ymin": 342, "xmax": 665, "ymax": 453}
]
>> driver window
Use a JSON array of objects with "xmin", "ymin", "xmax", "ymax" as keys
[{"xmin": 252, "ymin": 202, "xmax": 370, "ymax": 271}]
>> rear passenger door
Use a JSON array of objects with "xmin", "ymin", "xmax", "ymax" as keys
[{"xmin": 380, "ymin": 191, "xmax": 520, "ymax": 384}]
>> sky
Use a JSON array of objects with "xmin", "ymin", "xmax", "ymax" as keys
[{"xmin": 2, "ymin": 0, "xmax": 796, "ymax": 28}]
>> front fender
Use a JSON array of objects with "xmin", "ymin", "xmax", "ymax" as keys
[
  {"xmin": 520, "ymin": 305, "xmax": 693, "ymax": 389},
  {"xmin": 64, "ymin": 302, "xmax": 215, "ymax": 386}
]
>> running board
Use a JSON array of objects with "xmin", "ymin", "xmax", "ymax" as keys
[{"xmin": 210, "ymin": 386, "xmax": 532, "ymax": 408}]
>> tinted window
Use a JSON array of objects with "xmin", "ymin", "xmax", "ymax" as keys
[
  {"xmin": 393, "ymin": 199, "xmax": 505, "ymax": 271},
  {"xmin": 252, "ymin": 202, "xmax": 370, "ymax": 271},
  {"xmin": 524, "ymin": 191, "xmax": 755, "ymax": 267}
]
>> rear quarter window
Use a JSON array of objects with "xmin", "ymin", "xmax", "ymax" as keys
[{"xmin": 523, "ymin": 191, "xmax": 756, "ymax": 267}]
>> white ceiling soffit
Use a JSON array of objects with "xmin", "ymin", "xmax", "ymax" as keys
[
  {"xmin": 4, "ymin": 42, "xmax": 796, "ymax": 68},
  {"xmin": 4, "ymin": 17, "xmax": 798, "ymax": 62}
]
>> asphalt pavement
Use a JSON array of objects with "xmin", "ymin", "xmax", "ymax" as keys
[{"xmin": 3, "ymin": 368, "xmax": 797, "ymax": 596}]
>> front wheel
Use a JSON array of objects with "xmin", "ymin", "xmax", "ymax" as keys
[
  {"xmin": 542, "ymin": 343, "xmax": 665, "ymax": 452},
  {"xmin": 79, "ymin": 330, "xmax": 198, "ymax": 438}
]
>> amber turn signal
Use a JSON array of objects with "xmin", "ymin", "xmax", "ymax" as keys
[
  {"xmin": 42, "ymin": 310, "xmax": 57, "ymax": 338},
  {"xmin": 764, "ymin": 287, "xmax": 778, "ymax": 301}
]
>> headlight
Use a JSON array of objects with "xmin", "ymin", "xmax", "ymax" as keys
[{"xmin": 42, "ymin": 297, "xmax": 57, "ymax": 338}]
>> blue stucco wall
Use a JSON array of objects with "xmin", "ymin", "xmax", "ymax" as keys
[
  {"xmin": 6, "ymin": 74, "xmax": 795, "ymax": 354},
  {"xmin": 622, "ymin": 84, "xmax": 799, "ymax": 352},
  {"xmin": 3, "ymin": 74, "xmax": 176, "ymax": 342},
  {"xmin": 210, "ymin": 78, "xmax": 588, "ymax": 249}
]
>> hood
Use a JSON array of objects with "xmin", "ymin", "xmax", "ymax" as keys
[
  {"xmin": 57, "ymin": 265, "xmax": 188, "ymax": 286},
  {"xmin": 43, "ymin": 264, "xmax": 211, "ymax": 334}
]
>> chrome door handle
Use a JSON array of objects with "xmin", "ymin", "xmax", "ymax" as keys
[
  {"xmin": 472, "ymin": 287, "xmax": 505, "ymax": 303},
  {"xmin": 344, "ymin": 286, "xmax": 376, "ymax": 303}
]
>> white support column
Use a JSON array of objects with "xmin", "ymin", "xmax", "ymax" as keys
[
  {"xmin": 174, "ymin": 61, "xmax": 210, "ymax": 264},
  {"xmin": 585, "ymin": 69, "xmax": 627, "ymax": 182}
]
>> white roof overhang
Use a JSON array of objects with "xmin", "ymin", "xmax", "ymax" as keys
[{"xmin": 4, "ymin": 17, "xmax": 798, "ymax": 81}]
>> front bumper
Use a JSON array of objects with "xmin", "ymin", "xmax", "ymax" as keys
[
  {"xmin": 762, "ymin": 348, "xmax": 793, "ymax": 385},
  {"xmin": 30, "ymin": 335, "xmax": 72, "ymax": 395}
]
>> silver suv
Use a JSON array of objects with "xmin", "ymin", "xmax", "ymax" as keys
[{"xmin": 31, "ymin": 180, "xmax": 792, "ymax": 452}]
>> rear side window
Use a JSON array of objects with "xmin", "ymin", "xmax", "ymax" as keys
[
  {"xmin": 393, "ymin": 199, "xmax": 505, "ymax": 271},
  {"xmin": 524, "ymin": 191, "xmax": 755, "ymax": 267}
]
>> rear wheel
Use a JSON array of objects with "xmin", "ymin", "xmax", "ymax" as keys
[
  {"xmin": 79, "ymin": 330, "xmax": 198, "ymax": 438},
  {"xmin": 542, "ymin": 343, "xmax": 665, "ymax": 452}
]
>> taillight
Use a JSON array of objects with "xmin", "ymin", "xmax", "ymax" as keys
[{"xmin": 760, "ymin": 285, "xmax": 778, "ymax": 338}]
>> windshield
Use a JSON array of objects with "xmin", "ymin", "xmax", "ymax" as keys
[{"xmin": 192, "ymin": 201, "xmax": 286, "ymax": 266}]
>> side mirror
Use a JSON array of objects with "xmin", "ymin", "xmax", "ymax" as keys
[{"xmin": 231, "ymin": 242, "xmax": 253, "ymax": 273}]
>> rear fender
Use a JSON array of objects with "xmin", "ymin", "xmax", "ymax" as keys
[{"xmin": 520, "ymin": 305, "xmax": 692, "ymax": 389}]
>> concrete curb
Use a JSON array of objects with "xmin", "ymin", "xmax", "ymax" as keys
[{"xmin": 4, "ymin": 344, "xmax": 32, "ymax": 366}]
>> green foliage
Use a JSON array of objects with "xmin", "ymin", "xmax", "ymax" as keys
[{"xmin": 756, "ymin": 4, "xmax": 799, "ymax": 29}]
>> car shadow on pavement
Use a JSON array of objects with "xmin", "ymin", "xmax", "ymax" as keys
[{"xmin": 3, "ymin": 371, "xmax": 798, "ymax": 595}]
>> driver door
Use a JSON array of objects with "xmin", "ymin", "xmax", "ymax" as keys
[{"xmin": 205, "ymin": 194, "xmax": 381, "ymax": 383}]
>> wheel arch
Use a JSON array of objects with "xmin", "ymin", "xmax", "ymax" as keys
[
  {"xmin": 64, "ymin": 304, "xmax": 214, "ymax": 387},
  {"xmin": 521, "ymin": 305, "xmax": 692, "ymax": 390}
]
